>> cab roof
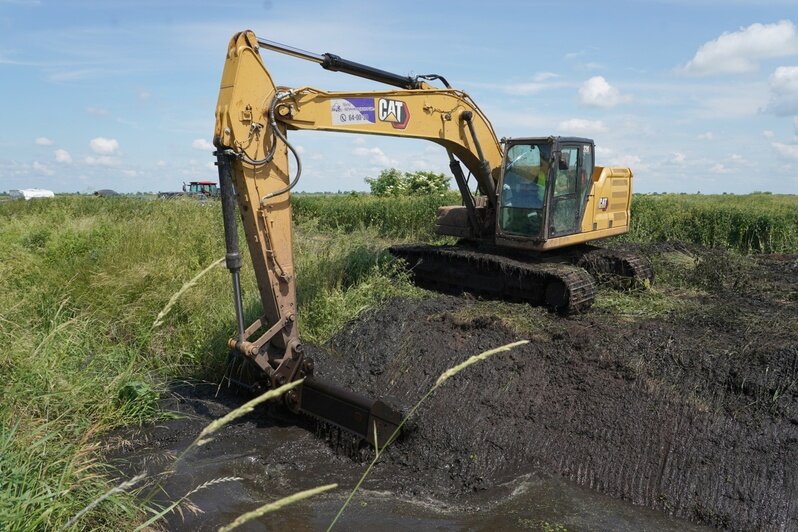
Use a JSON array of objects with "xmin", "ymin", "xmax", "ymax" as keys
[{"xmin": 502, "ymin": 136, "xmax": 594, "ymax": 145}]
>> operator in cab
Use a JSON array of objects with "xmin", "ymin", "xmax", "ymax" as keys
[{"xmin": 500, "ymin": 144, "xmax": 550, "ymax": 235}]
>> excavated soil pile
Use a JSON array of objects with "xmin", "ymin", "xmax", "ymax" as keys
[
  {"xmin": 310, "ymin": 246, "xmax": 798, "ymax": 530},
  {"xmin": 116, "ymin": 244, "xmax": 798, "ymax": 531}
]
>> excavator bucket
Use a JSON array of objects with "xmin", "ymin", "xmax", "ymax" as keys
[
  {"xmin": 225, "ymin": 353, "xmax": 403, "ymax": 449},
  {"xmin": 300, "ymin": 378, "xmax": 403, "ymax": 448}
]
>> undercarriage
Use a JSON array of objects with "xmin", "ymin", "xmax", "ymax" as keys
[{"xmin": 390, "ymin": 243, "xmax": 654, "ymax": 313}]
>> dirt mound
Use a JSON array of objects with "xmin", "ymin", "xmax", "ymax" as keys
[{"xmin": 304, "ymin": 248, "xmax": 798, "ymax": 531}]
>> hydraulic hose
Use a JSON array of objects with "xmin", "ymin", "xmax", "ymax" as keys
[
  {"xmin": 236, "ymin": 96, "xmax": 281, "ymax": 166},
  {"xmin": 260, "ymin": 93, "xmax": 302, "ymax": 202}
]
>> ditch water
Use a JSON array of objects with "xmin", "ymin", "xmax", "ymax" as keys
[{"xmin": 115, "ymin": 385, "xmax": 707, "ymax": 531}]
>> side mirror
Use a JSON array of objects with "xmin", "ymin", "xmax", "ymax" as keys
[{"xmin": 558, "ymin": 153, "xmax": 569, "ymax": 171}]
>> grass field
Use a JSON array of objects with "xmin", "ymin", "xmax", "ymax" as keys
[
  {"xmin": 293, "ymin": 192, "xmax": 798, "ymax": 252},
  {"xmin": 0, "ymin": 196, "xmax": 417, "ymax": 528},
  {"xmin": 0, "ymin": 192, "xmax": 796, "ymax": 529},
  {"xmin": 628, "ymin": 193, "xmax": 798, "ymax": 253}
]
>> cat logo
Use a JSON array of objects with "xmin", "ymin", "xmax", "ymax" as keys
[{"xmin": 377, "ymin": 98, "xmax": 410, "ymax": 129}]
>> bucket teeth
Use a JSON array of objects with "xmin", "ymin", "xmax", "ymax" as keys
[
  {"xmin": 299, "ymin": 377, "xmax": 403, "ymax": 449},
  {"xmin": 224, "ymin": 355, "xmax": 403, "ymax": 453}
]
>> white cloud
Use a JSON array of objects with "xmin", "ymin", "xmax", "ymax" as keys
[
  {"xmin": 595, "ymin": 146, "xmax": 614, "ymax": 158},
  {"xmin": 54, "ymin": 148, "xmax": 72, "ymax": 164},
  {"xmin": 192, "ymin": 138, "xmax": 214, "ymax": 151},
  {"xmin": 156, "ymin": 160, "xmax": 166, "ymax": 167},
  {"xmin": 32, "ymin": 161, "xmax": 54, "ymax": 176},
  {"xmin": 697, "ymin": 132, "xmax": 714, "ymax": 140},
  {"xmin": 501, "ymin": 82, "xmax": 555, "ymax": 95},
  {"xmin": 795, "ymin": 117, "xmax": 798, "ymax": 134},
  {"xmin": 122, "ymin": 169, "xmax": 138, "ymax": 177},
  {"xmin": 90, "ymin": 137, "xmax": 120, "ymax": 155},
  {"xmin": 35, "ymin": 137, "xmax": 53, "ymax": 146},
  {"xmin": 672, "ymin": 152, "xmax": 686, "ymax": 164},
  {"xmin": 465, "ymin": 76, "xmax": 567, "ymax": 96},
  {"xmin": 86, "ymin": 106, "xmax": 110, "ymax": 117},
  {"xmin": 683, "ymin": 20, "xmax": 798, "ymax": 75},
  {"xmin": 84, "ymin": 155, "xmax": 118, "ymax": 166},
  {"xmin": 352, "ymin": 146, "xmax": 398, "ymax": 167},
  {"xmin": 557, "ymin": 118, "xmax": 607, "ymax": 134},
  {"xmin": 763, "ymin": 130, "xmax": 775, "ymax": 138},
  {"xmin": 533, "ymin": 72, "xmax": 559, "ymax": 82},
  {"xmin": 710, "ymin": 163, "xmax": 733, "ymax": 174},
  {"xmin": 608, "ymin": 154, "xmax": 643, "ymax": 170},
  {"xmin": 578, "ymin": 76, "xmax": 629, "ymax": 108},
  {"xmin": 692, "ymin": 86, "xmax": 767, "ymax": 119},
  {"xmin": 580, "ymin": 62, "xmax": 604, "ymax": 71},
  {"xmin": 597, "ymin": 149, "xmax": 644, "ymax": 171},
  {"xmin": 764, "ymin": 66, "xmax": 798, "ymax": 116},
  {"xmin": 772, "ymin": 141, "xmax": 798, "ymax": 159}
]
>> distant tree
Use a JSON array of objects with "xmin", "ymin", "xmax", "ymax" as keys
[
  {"xmin": 365, "ymin": 168, "xmax": 405, "ymax": 196},
  {"xmin": 404, "ymin": 171, "xmax": 450, "ymax": 196},
  {"xmin": 365, "ymin": 168, "xmax": 450, "ymax": 196}
]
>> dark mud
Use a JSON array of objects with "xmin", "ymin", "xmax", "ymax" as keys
[{"xmin": 112, "ymin": 244, "xmax": 798, "ymax": 530}]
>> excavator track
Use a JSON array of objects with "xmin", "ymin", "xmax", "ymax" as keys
[
  {"xmin": 390, "ymin": 244, "xmax": 596, "ymax": 313},
  {"xmin": 576, "ymin": 248, "xmax": 655, "ymax": 289}
]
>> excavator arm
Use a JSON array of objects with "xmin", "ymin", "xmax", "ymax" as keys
[{"xmin": 213, "ymin": 30, "xmax": 503, "ymax": 447}]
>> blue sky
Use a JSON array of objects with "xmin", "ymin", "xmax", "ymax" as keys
[{"xmin": 2, "ymin": 0, "xmax": 798, "ymax": 194}]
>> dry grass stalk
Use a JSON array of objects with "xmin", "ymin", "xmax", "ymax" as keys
[
  {"xmin": 435, "ymin": 340, "xmax": 529, "ymax": 388},
  {"xmin": 218, "ymin": 483, "xmax": 338, "ymax": 532},
  {"xmin": 193, "ymin": 379, "xmax": 303, "ymax": 447},
  {"xmin": 138, "ymin": 380, "xmax": 304, "ymax": 528},
  {"xmin": 134, "ymin": 476, "xmax": 242, "ymax": 531},
  {"xmin": 61, "ymin": 473, "xmax": 147, "ymax": 531},
  {"xmin": 151, "ymin": 256, "xmax": 224, "ymax": 330}
]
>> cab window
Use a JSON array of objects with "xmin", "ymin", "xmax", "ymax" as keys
[{"xmin": 499, "ymin": 143, "xmax": 551, "ymax": 237}]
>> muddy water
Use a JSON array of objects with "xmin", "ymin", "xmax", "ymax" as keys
[{"xmin": 114, "ymin": 384, "xmax": 706, "ymax": 531}]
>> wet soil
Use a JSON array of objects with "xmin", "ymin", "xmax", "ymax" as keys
[{"xmin": 112, "ymin": 244, "xmax": 798, "ymax": 531}]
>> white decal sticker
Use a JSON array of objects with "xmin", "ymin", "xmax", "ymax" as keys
[{"xmin": 330, "ymin": 98, "xmax": 376, "ymax": 126}]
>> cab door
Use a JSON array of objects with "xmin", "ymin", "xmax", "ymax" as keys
[{"xmin": 548, "ymin": 144, "xmax": 586, "ymax": 238}]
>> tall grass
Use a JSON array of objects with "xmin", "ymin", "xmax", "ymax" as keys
[
  {"xmin": 628, "ymin": 193, "xmax": 798, "ymax": 253},
  {"xmin": 293, "ymin": 192, "xmax": 459, "ymax": 239},
  {"xmin": 296, "ymin": 192, "xmax": 798, "ymax": 254},
  {"xmin": 0, "ymin": 196, "xmax": 418, "ymax": 529}
]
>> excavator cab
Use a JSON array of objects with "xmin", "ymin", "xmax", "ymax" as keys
[{"xmin": 497, "ymin": 137, "xmax": 594, "ymax": 241}]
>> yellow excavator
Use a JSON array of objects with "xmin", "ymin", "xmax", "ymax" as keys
[{"xmin": 213, "ymin": 30, "xmax": 652, "ymax": 448}]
